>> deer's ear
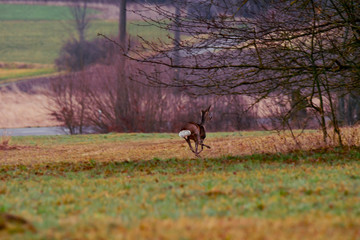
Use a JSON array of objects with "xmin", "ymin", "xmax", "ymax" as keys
[{"xmin": 206, "ymin": 105, "xmax": 211, "ymax": 111}]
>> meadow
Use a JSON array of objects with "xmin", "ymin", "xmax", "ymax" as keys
[
  {"xmin": 0, "ymin": 63, "xmax": 55, "ymax": 84},
  {"xmin": 0, "ymin": 3, "xmax": 169, "ymax": 82},
  {"xmin": 1, "ymin": 3, "xmax": 360, "ymax": 239},
  {"xmin": 1, "ymin": 130, "xmax": 360, "ymax": 239}
]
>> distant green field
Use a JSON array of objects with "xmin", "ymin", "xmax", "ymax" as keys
[
  {"xmin": 0, "ymin": 20, "xmax": 118, "ymax": 64},
  {"xmin": 0, "ymin": 67, "xmax": 55, "ymax": 83},
  {"xmin": 0, "ymin": 3, "xmax": 169, "ymax": 81},
  {"xmin": 0, "ymin": 4, "xmax": 76, "ymax": 20},
  {"xmin": 0, "ymin": 19, "xmax": 167, "ymax": 64}
]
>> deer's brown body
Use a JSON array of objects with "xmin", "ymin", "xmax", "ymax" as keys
[{"xmin": 179, "ymin": 106, "xmax": 211, "ymax": 156}]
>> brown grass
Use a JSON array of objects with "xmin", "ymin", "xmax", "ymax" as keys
[
  {"xmin": 0, "ymin": 134, "xmax": 13, "ymax": 150},
  {"xmin": 0, "ymin": 89, "xmax": 60, "ymax": 128},
  {"xmin": 46, "ymin": 216, "xmax": 360, "ymax": 240},
  {"xmin": 1, "ymin": 127, "xmax": 359, "ymax": 165}
]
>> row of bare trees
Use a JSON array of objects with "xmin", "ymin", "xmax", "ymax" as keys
[
  {"xmin": 48, "ymin": 0, "xmax": 359, "ymax": 143},
  {"xmin": 126, "ymin": 0, "xmax": 360, "ymax": 145},
  {"xmin": 49, "ymin": 57, "xmax": 257, "ymax": 133},
  {"xmin": 49, "ymin": 0, "xmax": 259, "ymax": 134}
]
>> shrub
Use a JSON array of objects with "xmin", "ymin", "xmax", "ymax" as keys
[{"xmin": 55, "ymin": 38, "xmax": 109, "ymax": 72}]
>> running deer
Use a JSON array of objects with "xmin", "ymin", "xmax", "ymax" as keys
[{"xmin": 179, "ymin": 105, "xmax": 212, "ymax": 156}]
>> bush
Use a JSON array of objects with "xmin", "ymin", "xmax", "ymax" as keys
[{"xmin": 55, "ymin": 38, "xmax": 109, "ymax": 72}]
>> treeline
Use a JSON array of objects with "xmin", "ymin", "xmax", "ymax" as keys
[
  {"xmin": 19, "ymin": 0, "xmax": 359, "ymax": 137},
  {"xmin": 127, "ymin": 0, "xmax": 360, "ymax": 145},
  {"xmin": 49, "ymin": 35, "xmax": 349, "ymax": 134},
  {"xmin": 48, "ymin": 57, "xmax": 258, "ymax": 134},
  {"xmin": 49, "ymin": 30, "xmax": 261, "ymax": 134}
]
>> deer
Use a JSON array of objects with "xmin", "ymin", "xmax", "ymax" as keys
[{"xmin": 178, "ymin": 105, "xmax": 212, "ymax": 156}]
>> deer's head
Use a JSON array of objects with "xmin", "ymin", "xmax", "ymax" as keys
[{"xmin": 201, "ymin": 105, "xmax": 212, "ymax": 123}]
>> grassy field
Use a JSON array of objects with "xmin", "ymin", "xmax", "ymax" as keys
[
  {"xmin": 0, "ymin": 65, "xmax": 55, "ymax": 84},
  {"xmin": 0, "ymin": 3, "xmax": 169, "ymax": 82},
  {"xmin": 0, "ymin": 19, "xmax": 162, "ymax": 65},
  {"xmin": 1, "ymin": 131, "xmax": 360, "ymax": 239},
  {"xmin": 0, "ymin": 4, "xmax": 77, "ymax": 21}
]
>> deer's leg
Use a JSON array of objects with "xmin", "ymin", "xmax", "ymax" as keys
[
  {"xmin": 185, "ymin": 138, "xmax": 196, "ymax": 153},
  {"xmin": 197, "ymin": 144, "xmax": 204, "ymax": 155},
  {"xmin": 194, "ymin": 136, "xmax": 203, "ymax": 156},
  {"xmin": 202, "ymin": 143, "xmax": 211, "ymax": 149},
  {"xmin": 194, "ymin": 140, "xmax": 199, "ymax": 154}
]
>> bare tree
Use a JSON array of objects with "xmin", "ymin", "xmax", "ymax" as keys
[
  {"xmin": 124, "ymin": 0, "xmax": 359, "ymax": 145},
  {"xmin": 70, "ymin": 0, "xmax": 90, "ymax": 43},
  {"xmin": 49, "ymin": 58, "xmax": 256, "ymax": 134},
  {"xmin": 48, "ymin": 73, "xmax": 90, "ymax": 134}
]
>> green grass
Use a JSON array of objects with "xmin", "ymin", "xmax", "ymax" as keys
[
  {"xmin": 9, "ymin": 132, "xmax": 175, "ymax": 145},
  {"xmin": 0, "ymin": 67, "xmax": 56, "ymax": 83},
  {"xmin": 0, "ymin": 4, "xmax": 75, "ymax": 21},
  {"xmin": 0, "ymin": 4, "xmax": 170, "ymax": 65},
  {"xmin": 1, "ymin": 149, "xmax": 360, "ymax": 238},
  {"xmin": 2, "ymin": 151, "xmax": 359, "ymax": 218},
  {"xmin": 0, "ymin": 19, "xmax": 168, "ymax": 64},
  {"xmin": 0, "ymin": 20, "xmax": 116, "ymax": 64},
  {"xmin": 0, "ymin": 3, "xmax": 169, "ymax": 82},
  {"xmin": 1, "ymin": 132, "xmax": 360, "ymax": 239}
]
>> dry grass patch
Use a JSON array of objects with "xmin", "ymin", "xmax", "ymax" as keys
[
  {"xmin": 0, "ymin": 89, "xmax": 60, "ymax": 128},
  {"xmin": 2, "ymin": 127, "xmax": 359, "ymax": 165},
  {"xmin": 0, "ymin": 134, "xmax": 20, "ymax": 151},
  {"xmin": 45, "ymin": 215, "xmax": 360, "ymax": 240}
]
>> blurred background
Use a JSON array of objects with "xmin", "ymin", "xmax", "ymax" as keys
[{"xmin": 0, "ymin": 0, "xmax": 359, "ymax": 138}]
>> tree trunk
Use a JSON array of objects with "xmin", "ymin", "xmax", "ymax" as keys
[{"xmin": 115, "ymin": 0, "xmax": 127, "ymax": 130}]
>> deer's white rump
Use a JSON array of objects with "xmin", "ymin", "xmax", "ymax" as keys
[{"xmin": 179, "ymin": 130, "xmax": 191, "ymax": 138}]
